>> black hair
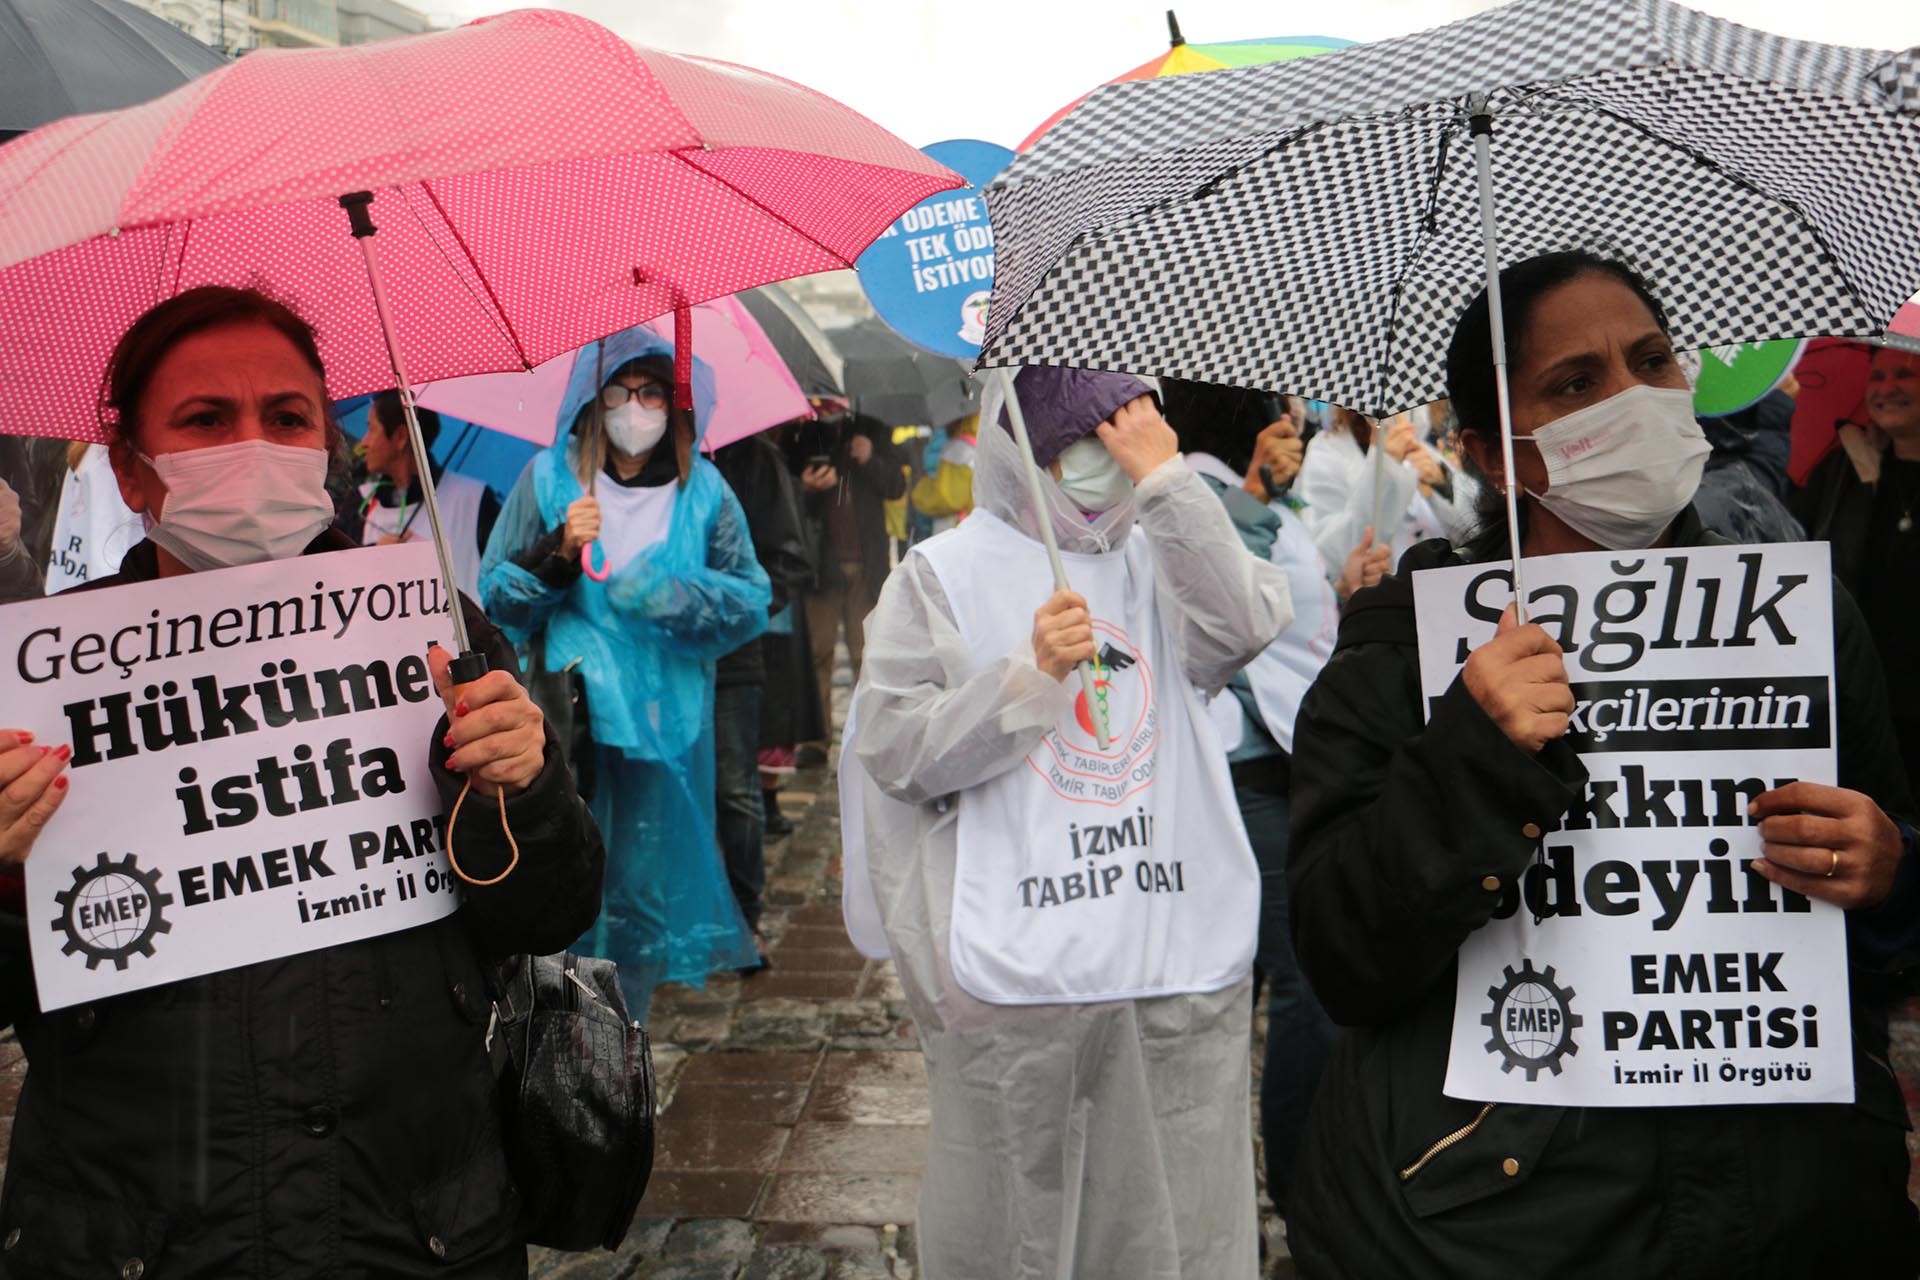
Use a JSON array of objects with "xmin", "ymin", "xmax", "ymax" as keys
[
  {"xmin": 1159, "ymin": 377, "xmax": 1288, "ymax": 473},
  {"xmin": 370, "ymin": 389, "xmax": 440, "ymax": 451},
  {"xmin": 1445, "ymin": 251, "xmax": 1671, "ymax": 544}
]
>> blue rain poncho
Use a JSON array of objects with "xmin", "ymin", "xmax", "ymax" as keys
[{"xmin": 480, "ymin": 325, "xmax": 770, "ymax": 1016}]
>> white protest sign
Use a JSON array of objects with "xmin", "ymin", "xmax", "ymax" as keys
[
  {"xmin": 4, "ymin": 542, "xmax": 463, "ymax": 1010},
  {"xmin": 1414, "ymin": 543, "xmax": 1850, "ymax": 1106}
]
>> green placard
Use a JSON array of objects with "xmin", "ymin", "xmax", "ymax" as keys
[{"xmin": 1693, "ymin": 339, "xmax": 1805, "ymax": 416}]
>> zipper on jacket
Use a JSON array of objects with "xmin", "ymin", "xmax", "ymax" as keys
[{"xmin": 1398, "ymin": 1103, "xmax": 1496, "ymax": 1182}]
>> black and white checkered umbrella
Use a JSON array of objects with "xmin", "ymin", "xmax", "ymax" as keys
[{"xmin": 980, "ymin": 0, "xmax": 1920, "ymax": 419}]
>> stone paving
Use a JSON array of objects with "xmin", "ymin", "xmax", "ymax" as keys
[{"xmin": 520, "ymin": 760, "xmax": 930, "ymax": 1280}]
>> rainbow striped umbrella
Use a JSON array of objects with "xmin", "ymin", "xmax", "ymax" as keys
[{"xmin": 1019, "ymin": 14, "xmax": 1350, "ymax": 151}]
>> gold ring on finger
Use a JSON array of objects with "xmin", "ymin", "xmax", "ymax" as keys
[{"xmin": 1826, "ymin": 850, "xmax": 1838, "ymax": 879}]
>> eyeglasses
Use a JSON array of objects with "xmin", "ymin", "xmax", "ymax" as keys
[{"xmin": 602, "ymin": 382, "xmax": 669, "ymax": 410}]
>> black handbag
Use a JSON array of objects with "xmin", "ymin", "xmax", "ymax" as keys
[{"xmin": 488, "ymin": 952, "xmax": 655, "ymax": 1251}]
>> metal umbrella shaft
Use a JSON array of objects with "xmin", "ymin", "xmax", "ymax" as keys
[
  {"xmin": 1368, "ymin": 416, "xmax": 1391, "ymax": 552},
  {"xmin": 338, "ymin": 191, "xmax": 476, "ymax": 660},
  {"xmin": 996, "ymin": 368, "xmax": 1111, "ymax": 751},
  {"xmin": 1469, "ymin": 98, "xmax": 1528, "ymax": 619}
]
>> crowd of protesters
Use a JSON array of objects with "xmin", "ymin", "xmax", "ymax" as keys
[{"xmin": 3, "ymin": 261, "xmax": 1920, "ymax": 1277}]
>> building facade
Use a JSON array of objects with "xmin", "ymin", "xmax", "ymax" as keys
[
  {"xmin": 337, "ymin": 0, "xmax": 431, "ymax": 44},
  {"xmin": 122, "ymin": 0, "xmax": 255, "ymax": 56},
  {"xmin": 246, "ymin": 0, "xmax": 338, "ymax": 48},
  {"xmin": 127, "ymin": 0, "xmax": 432, "ymax": 51}
]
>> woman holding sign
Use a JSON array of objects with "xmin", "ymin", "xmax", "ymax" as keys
[
  {"xmin": 0, "ymin": 286, "xmax": 605, "ymax": 1278},
  {"xmin": 1285, "ymin": 251, "xmax": 1920, "ymax": 1276},
  {"xmin": 480, "ymin": 326, "xmax": 770, "ymax": 1019}
]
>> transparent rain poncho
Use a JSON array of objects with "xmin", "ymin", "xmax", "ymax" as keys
[
  {"xmin": 843, "ymin": 395, "xmax": 1292, "ymax": 1279},
  {"xmin": 481, "ymin": 324, "xmax": 769, "ymax": 1016}
]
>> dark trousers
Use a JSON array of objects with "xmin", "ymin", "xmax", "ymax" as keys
[
  {"xmin": 715, "ymin": 683, "xmax": 766, "ymax": 929},
  {"xmin": 1240, "ymin": 778, "xmax": 1337, "ymax": 1218}
]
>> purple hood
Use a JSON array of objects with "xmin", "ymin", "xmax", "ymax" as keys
[{"xmin": 998, "ymin": 366, "xmax": 1155, "ymax": 468}]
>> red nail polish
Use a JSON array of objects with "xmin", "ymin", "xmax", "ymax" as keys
[
  {"xmin": 54, "ymin": 745, "xmax": 71, "ymax": 761},
  {"xmin": 54, "ymin": 777, "xmax": 67, "ymax": 790},
  {"xmin": 455, "ymin": 702, "xmax": 469, "ymax": 717},
  {"xmin": 443, "ymin": 733, "xmax": 455, "ymax": 749},
  {"xmin": 15, "ymin": 732, "xmax": 30, "ymax": 745}
]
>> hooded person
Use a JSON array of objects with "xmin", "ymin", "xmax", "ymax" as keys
[
  {"xmin": 480, "ymin": 324, "xmax": 770, "ymax": 1019},
  {"xmin": 843, "ymin": 365, "xmax": 1294, "ymax": 1279}
]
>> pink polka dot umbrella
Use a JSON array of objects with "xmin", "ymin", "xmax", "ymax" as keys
[{"xmin": 0, "ymin": 7, "xmax": 958, "ymax": 653}]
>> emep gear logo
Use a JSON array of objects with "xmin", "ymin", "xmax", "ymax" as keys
[
  {"xmin": 1482, "ymin": 960, "xmax": 1582, "ymax": 1080},
  {"xmin": 51, "ymin": 852, "xmax": 174, "ymax": 971}
]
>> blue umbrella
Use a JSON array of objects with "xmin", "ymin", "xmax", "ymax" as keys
[{"xmin": 334, "ymin": 396, "xmax": 538, "ymax": 502}]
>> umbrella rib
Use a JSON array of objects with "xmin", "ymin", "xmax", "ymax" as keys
[
  {"xmin": 405, "ymin": 178, "xmax": 534, "ymax": 371},
  {"xmin": 0, "ymin": 110, "xmax": 121, "ymax": 235},
  {"xmin": 664, "ymin": 147, "xmax": 857, "ymax": 270},
  {"xmin": 1373, "ymin": 110, "xmax": 1465, "ymax": 417},
  {"xmin": 985, "ymin": 121, "xmax": 1328, "ymax": 373},
  {"xmin": 165, "ymin": 216, "xmax": 193, "ymax": 295},
  {"xmin": 1570, "ymin": 94, "xmax": 1876, "ymax": 334}
]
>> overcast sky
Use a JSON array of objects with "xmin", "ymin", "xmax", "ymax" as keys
[{"xmin": 433, "ymin": 0, "xmax": 1920, "ymax": 149}]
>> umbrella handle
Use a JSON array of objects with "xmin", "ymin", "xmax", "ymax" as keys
[
  {"xmin": 996, "ymin": 368, "xmax": 1111, "ymax": 751},
  {"xmin": 581, "ymin": 541, "xmax": 612, "ymax": 582}
]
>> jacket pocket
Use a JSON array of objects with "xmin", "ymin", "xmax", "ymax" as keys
[
  {"xmin": 0, "ymin": 1177, "xmax": 167, "ymax": 1278},
  {"xmin": 1396, "ymin": 1100, "xmax": 1565, "ymax": 1218},
  {"xmin": 409, "ymin": 1138, "xmax": 522, "ymax": 1268}
]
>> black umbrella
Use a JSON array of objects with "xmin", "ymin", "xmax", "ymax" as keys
[
  {"xmin": 0, "ymin": 0, "xmax": 227, "ymax": 139},
  {"xmin": 737, "ymin": 284, "xmax": 847, "ymax": 401},
  {"xmin": 834, "ymin": 317, "xmax": 977, "ymax": 428},
  {"xmin": 982, "ymin": 0, "xmax": 1920, "ymax": 593}
]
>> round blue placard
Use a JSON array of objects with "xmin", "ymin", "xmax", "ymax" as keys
[{"xmin": 856, "ymin": 139, "xmax": 1016, "ymax": 360}]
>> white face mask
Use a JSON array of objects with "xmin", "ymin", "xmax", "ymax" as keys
[
  {"xmin": 1525, "ymin": 384, "xmax": 1709, "ymax": 550},
  {"xmin": 140, "ymin": 439, "xmax": 335, "ymax": 572},
  {"xmin": 1054, "ymin": 436, "xmax": 1133, "ymax": 513},
  {"xmin": 606, "ymin": 401, "xmax": 668, "ymax": 456}
]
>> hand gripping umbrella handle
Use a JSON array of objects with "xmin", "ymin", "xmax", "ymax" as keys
[
  {"xmin": 579, "ymin": 336, "xmax": 613, "ymax": 583},
  {"xmin": 996, "ymin": 368, "xmax": 1111, "ymax": 751},
  {"xmin": 338, "ymin": 192, "xmax": 515, "ymax": 882},
  {"xmin": 442, "ymin": 650, "xmax": 520, "ymax": 887}
]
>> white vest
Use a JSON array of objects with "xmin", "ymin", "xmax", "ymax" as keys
[
  {"xmin": 46, "ymin": 446, "xmax": 140, "ymax": 593},
  {"xmin": 1185, "ymin": 453, "xmax": 1341, "ymax": 754},
  {"xmin": 911, "ymin": 509, "xmax": 1259, "ymax": 1005},
  {"xmin": 359, "ymin": 470, "xmax": 487, "ymax": 600}
]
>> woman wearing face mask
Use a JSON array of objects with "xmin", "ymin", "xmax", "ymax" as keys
[
  {"xmin": 1283, "ymin": 252, "xmax": 1920, "ymax": 1277},
  {"xmin": 0, "ymin": 286, "xmax": 605, "ymax": 1277},
  {"xmin": 481, "ymin": 325, "xmax": 769, "ymax": 1020},
  {"xmin": 843, "ymin": 366, "xmax": 1293, "ymax": 1279}
]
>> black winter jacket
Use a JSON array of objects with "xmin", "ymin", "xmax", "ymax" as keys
[
  {"xmin": 714, "ymin": 435, "xmax": 814, "ymax": 689},
  {"xmin": 795, "ymin": 414, "xmax": 904, "ymax": 594},
  {"xmin": 0, "ymin": 531, "xmax": 606, "ymax": 1279},
  {"xmin": 1287, "ymin": 510, "xmax": 1920, "ymax": 1278},
  {"xmin": 1793, "ymin": 443, "xmax": 1878, "ymax": 590}
]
